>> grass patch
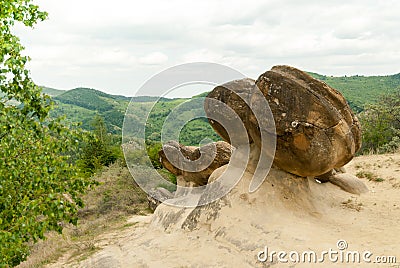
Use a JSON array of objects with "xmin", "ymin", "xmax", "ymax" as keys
[
  {"xmin": 122, "ymin": 222, "xmax": 138, "ymax": 229},
  {"xmin": 355, "ymin": 170, "xmax": 384, "ymax": 182}
]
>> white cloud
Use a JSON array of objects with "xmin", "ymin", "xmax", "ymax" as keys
[
  {"xmin": 11, "ymin": 0, "xmax": 400, "ymax": 96},
  {"xmin": 138, "ymin": 52, "xmax": 168, "ymax": 65},
  {"xmin": 181, "ymin": 49, "xmax": 224, "ymax": 63}
]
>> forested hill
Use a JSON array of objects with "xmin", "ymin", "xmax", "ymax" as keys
[
  {"xmin": 43, "ymin": 72, "xmax": 400, "ymax": 144},
  {"xmin": 308, "ymin": 72, "xmax": 400, "ymax": 112},
  {"xmin": 46, "ymin": 87, "xmax": 185, "ymax": 136}
]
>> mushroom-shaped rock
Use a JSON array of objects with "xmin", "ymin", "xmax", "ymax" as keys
[
  {"xmin": 251, "ymin": 65, "xmax": 361, "ymax": 177},
  {"xmin": 205, "ymin": 66, "xmax": 361, "ymax": 177},
  {"xmin": 158, "ymin": 141, "xmax": 232, "ymax": 186}
]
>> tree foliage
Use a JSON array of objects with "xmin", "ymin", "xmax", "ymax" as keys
[
  {"xmin": 0, "ymin": 1, "xmax": 95, "ymax": 266},
  {"xmin": 146, "ymin": 141, "xmax": 163, "ymax": 169},
  {"xmin": 78, "ymin": 115, "xmax": 120, "ymax": 174},
  {"xmin": 309, "ymin": 72, "xmax": 400, "ymax": 111},
  {"xmin": 359, "ymin": 91, "xmax": 400, "ymax": 154}
]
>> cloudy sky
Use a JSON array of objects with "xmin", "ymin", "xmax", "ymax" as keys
[{"xmin": 15, "ymin": 0, "xmax": 400, "ymax": 97}]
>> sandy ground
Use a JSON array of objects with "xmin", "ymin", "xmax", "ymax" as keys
[{"xmin": 45, "ymin": 153, "xmax": 400, "ymax": 268}]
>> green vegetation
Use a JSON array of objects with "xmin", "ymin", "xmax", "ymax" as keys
[
  {"xmin": 145, "ymin": 142, "xmax": 163, "ymax": 169},
  {"xmin": 77, "ymin": 115, "xmax": 122, "ymax": 175},
  {"xmin": 179, "ymin": 117, "xmax": 219, "ymax": 145},
  {"xmin": 308, "ymin": 72, "xmax": 400, "ymax": 112},
  {"xmin": 17, "ymin": 163, "xmax": 149, "ymax": 267},
  {"xmin": 0, "ymin": 1, "xmax": 96, "ymax": 266},
  {"xmin": 50, "ymin": 88, "xmax": 129, "ymax": 134},
  {"xmin": 355, "ymin": 170, "xmax": 384, "ymax": 182},
  {"xmin": 54, "ymin": 88, "xmax": 127, "ymax": 112},
  {"xmin": 144, "ymin": 97, "xmax": 220, "ymax": 146},
  {"xmin": 41, "ymin": 87, "xmax": 65, "ymax": 97},
  {"xmin": 47, "ymin": 72, "xmax": 400, "ymax": 150},
  {"xmin": 358, "ymin": 91, "xmax": 400, "ymax": 154}
]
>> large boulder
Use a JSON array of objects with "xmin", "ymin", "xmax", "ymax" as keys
[
  {"xmin": 205, "ymin": 65, "xmax": 362, "ymax": 177},
  {"xmin": 252, "ymin": 65, "xmax": 361, "ymax": 176}
]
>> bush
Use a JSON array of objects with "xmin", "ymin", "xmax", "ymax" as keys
[
  {"xmin": 359, "ymin": 91, "xmax": 400, "ymax": 154},
  {"xmin": 146, "ymin": 142, "xmax": 163, "ymax": 169},
  {"xmin": 77, "ymin": 115, "xmax": 121, "ymax": 175}
]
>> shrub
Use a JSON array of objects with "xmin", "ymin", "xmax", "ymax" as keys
[{"xmin": 359, "ymin": 91, "xmax": 400, "ymax": 154}]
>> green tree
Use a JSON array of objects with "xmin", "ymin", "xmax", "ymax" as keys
[
  {"xmin": 359, "ymin": 91, "xmax": 400, "ymax": 153},
  {"xmin": 146, "ymin": 141, "xmax": 163, "ymax": 169},
  {"xmin": 0, "ymin": 1, "xmax": 95, "ymax": 266},
  {"xmin": 78, "ymin": 115, "xmax": 119, "ymax": 173}
]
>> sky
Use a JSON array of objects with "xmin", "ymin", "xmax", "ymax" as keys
[{"xmin": 14, "ymin": 0, "xmax": 400, "ymax": 97}]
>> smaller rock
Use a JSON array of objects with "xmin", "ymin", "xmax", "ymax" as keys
[
  {"xmin": 328, "ymin": 173, "xmax": 369, "ymax": 195},
  {"xmin": 159, "ymin": 141, "xmax": 233, "ymax": 186}
]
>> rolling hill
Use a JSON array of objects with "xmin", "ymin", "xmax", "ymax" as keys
[
  {"xmin": 49, "ymin": 88, "xmax": 135, "ymax": 134},
  {"xmin": 41, "ymin": 87, "xmax": 66, "ymax": 97},
  {"xmin": 48, "ymin": 87, "xmax": 219, "ymax": 145},
  {"xmin": 44, "ymin": 72, "xmax": 400, "ymax": 145},
  {"xmin": 308, "ymin": 72, "xmax": 400, "ymax": 112}
]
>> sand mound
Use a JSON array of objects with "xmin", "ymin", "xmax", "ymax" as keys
[{"xmin": 53, "ymin": 153, "xmax": 400, "ymax": 268}]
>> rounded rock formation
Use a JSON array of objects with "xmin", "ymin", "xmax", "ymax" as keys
[
  {"xmin": 252, "ymin": 65, "xmax": 361, "ymax": 176},
  {"xmin": 204, "ymin": 65, "xmax": 362, "ymax": 177}
]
